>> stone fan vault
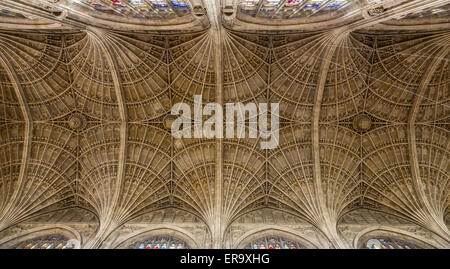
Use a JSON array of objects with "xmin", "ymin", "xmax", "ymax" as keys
[{"xmin": 0, "ymin": 0, "xmax": 448, "ymax": 249}]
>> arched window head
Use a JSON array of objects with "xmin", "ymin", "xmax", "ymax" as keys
[
  {"xmin": 366, "ymin": 238, "xmax": 420, "ymax": 249},
  {"xmin": 131, "ymin": 236, "xmax": 188, "ymax": 249},
  {"xmin": 247, "ymin": 237, "xmax": 306, "ymax": 249},
  {"xmin": 18, "ymin": 236, "xmax": 70, "ymax": 249}
]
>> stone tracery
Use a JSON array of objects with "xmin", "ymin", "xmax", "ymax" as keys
[{"xmin": 0, "ymin": 0, "xmax": 448, "ymax": 249}]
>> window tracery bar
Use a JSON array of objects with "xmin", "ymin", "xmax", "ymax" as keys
[
  {"xmin": 366, "ymin": 238, "xmax": 420, "ymax": 249},
  {"xmin": 247, "ymin": 237, "xmax": 306, "ymax": 249},
  {"xmin": 0, "ymin": 8, "xmax": 26, "ymax": 17},
  {"xmin": 132, "ymin": 236, "xmax": 187, "ymax": 249},
  {"xmin": 397, "ymin": 3, "xmax": 450, "ymax": 19},
  {"xmin": 19, "ymin": 237, "xmax": 70, "ymax": 249},
  {"xmin": 239, "ymin": 0, "xmax": 354, "ymax": 18},
  {"xmin": 74, "ymin": 0, "xmax": 191, "ymax": 18}
]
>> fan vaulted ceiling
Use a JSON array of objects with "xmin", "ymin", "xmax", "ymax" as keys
[{"xmin": 0, "ymin": 0, "xmax": 448, "ymax": 249}]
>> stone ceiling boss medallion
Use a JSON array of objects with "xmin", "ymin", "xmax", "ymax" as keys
[
  {"xmin": 67, "ymin": 113, "xmax": 87, "ymax": 131},
  {"xmin": 352, "ymin": 114, "xmax": 373, "ymax": 133}
]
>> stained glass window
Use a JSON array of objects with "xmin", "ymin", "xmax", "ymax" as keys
[
  {"xmin": 366, "ymin": 238, "xmax": 420, "ymax": 249},
  {"xmin": 18, "ymin": 236, "xmax": 70, "ymax": 249},
  {"xmin": 170, "ymin": 0, "xmax": 189, "ymax": 8},
  {"xmin": 303, "ymin": 0, "xmax": 351, "ymax": 12},
  {"xmin": 247, "ymin": 237, "xmax": 306, "ymax": 249},
  {"xmin": 239, "ymin": 0, "xmax": 354, "ymax": 17},
  {"xmin": 400, "ymin": 4, "xmax": 450, "ymax": 19},
  {"xmin": 131, "ymin": 236, "xmax": 187, "ymax": 249},
  {"xmin": 74, "ymin": 0, "xmax": 192, "ymax": 18},
  {"xmin": 0, "ymin": 8, "xmax": 25, "ymax": 17}
]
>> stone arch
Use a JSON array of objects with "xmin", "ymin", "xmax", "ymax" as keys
[
  {"xmin": 0, "ymin": 224, "xmax": 82, "ymax": 249},
  {"xmin": 109, "ymin": 225, "xmax": 200, "ymax": 249},
  {"xmin": 353, "ymin": 226, "xmax": 445, "ymax": 249},
  {"xmin": 233, "ymin": 226, "xmax": 321, "ymax": 249}
]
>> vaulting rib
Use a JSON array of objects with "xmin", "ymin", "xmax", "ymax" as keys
[
  {"xmin": 84, "ymin": 28, "xmax": 128, "ymax": 249},
  {"xmin": 408, "ymin": 45, "xmax": 450, "ymax": 241},
  {"xmin": 311, "ymin": 31, "xmax": 348, "ymax": 249},
  {"xmin": 213, "ymin": 28, "xmax": 224, "ymax": 249},
  {"xmin": 0, "ymin": 53, "xmax": 32, "ymax": 231}
]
